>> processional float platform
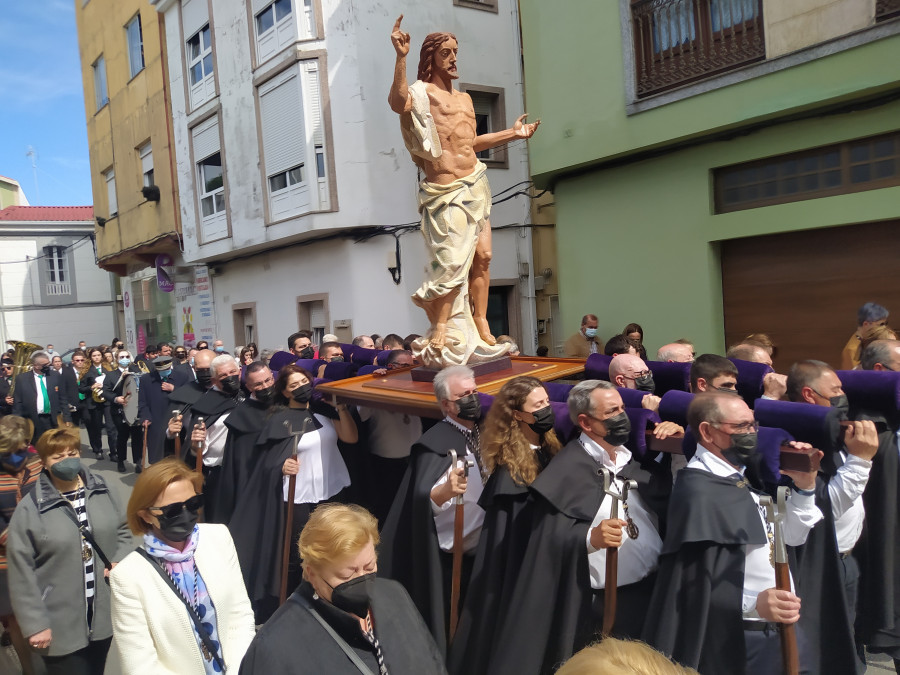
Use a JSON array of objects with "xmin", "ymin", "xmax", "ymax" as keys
[{"xmin": 316, "ymin": 356, "xmax": 585, "ymax": 419}]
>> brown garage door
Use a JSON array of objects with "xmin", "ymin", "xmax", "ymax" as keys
[{"xmin": 721, "ymin": 219, "xmax": 900, "ymax": 373}]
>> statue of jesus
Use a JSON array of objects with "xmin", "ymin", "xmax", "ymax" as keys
[{"xmin": 389, "ymin": 15, "xmax": 540, "ymax": 368}]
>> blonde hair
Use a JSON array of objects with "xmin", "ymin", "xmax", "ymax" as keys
[
  {"xmin": 0, "ymin": 415, "xmax": 33, "ymax": 454},
  {"xmin": 481, "ymin": 376, "xmax": 561, "ymax": 486},
  {"xmin": 299, "ymin": 504, "xmax": 380, "ymax": 578},
  {"xmin": 126, "ymin": 457, "xmax": 203, "ymax": 534},
  {"xmin": 555, "ymin": 640, "xmax": 698, "ymax": 675},
  {"xmin": 35, "ymin": 428, "xmax": 81, "ymax": 461}
]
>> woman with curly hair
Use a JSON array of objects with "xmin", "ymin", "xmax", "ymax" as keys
[{"xmin": 449, "ymin": 375, "xmax": 560, "ymax": 675}]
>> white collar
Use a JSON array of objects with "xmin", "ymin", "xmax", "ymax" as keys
[
  {"xmin": 578, "ymin": 432, "xmax": 631, "ymax": 472},
  {"xmin": 692, "ymin": 443, "xmax": 745, "ymax": 477},
  {"xmin": 443, "ymin": 415, "xmax": 474, "ymax": 435}
]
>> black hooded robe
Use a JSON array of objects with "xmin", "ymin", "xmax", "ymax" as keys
[
  {"xmin": 189, "ymin": 388, "xmax": 241, "ymax": 523},
  {"xmin": 485, "ymin": 438, "xmax": 670, "ymax": 675},
  {"xmin": 213, "ymin": 397, "xmax": 269, "ymax": 524},
  {"xmin": 379, "ymin": 420, "xmax": 471, "ymax": 656},
  {"xmin": 643, "ymin": 467, "xmax": 768, "ymax": 675}
]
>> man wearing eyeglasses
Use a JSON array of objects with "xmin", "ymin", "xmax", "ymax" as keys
[
  {"xmin": 380, "ymin": 364, "xmax": 485, "ymax": 654},
  {"xmin": 60, "ymin": 350, "xmax": 89, "ymax": 428},
  {"xmin": 608, "ymin": 353, "xmax": 661, "ymax": 413},
  {"xmin": 645, "ymin": 393, "xmax": 823, "ymax": 675}
]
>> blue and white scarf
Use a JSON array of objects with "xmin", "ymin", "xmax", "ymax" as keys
[{"xmin": 143, "ymin": 527, "xmax": 224, "ymax": 673}]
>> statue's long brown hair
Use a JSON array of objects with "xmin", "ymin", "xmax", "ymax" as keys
[
  {"xmin": 417, "ymin": 32, "xmax": 457, "ymax": 83},
  {"xmin": 481, "ymin": 376, "xmax": 561, "ymax": 486}
]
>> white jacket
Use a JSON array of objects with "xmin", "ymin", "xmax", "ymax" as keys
[{"xmin": 106, "ymin": 524, "xmax": 256, "ymax": 674}]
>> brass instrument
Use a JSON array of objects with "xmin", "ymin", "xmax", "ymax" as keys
[
  {"xmin": 92, "ymin": 387, "xmax": 107, "ymax": 404},
  {"xmin": 6, "ymin": 340, "xmax": 43, "ymax": 398}
]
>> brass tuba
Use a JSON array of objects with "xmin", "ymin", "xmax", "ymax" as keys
[{"xmin": 6, "ymin": 340, "xmax": 43, "ymax": 398}]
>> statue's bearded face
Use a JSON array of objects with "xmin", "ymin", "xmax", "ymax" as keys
[{"xmin": 432, "ymin": 38, "xmax": 459, "ymax": 80}]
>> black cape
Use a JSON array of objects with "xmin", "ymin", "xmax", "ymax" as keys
[
  {"xmin": 853, "ymin": 408, "xmax": 900, "ymax": 652},
  {"xmin": 643, "ymin": 467, "xmax": 766, "ymax": 674},
  {"xmin": 214, "ymin": 397, "xmax": 269, "ymax": 524},
  {"xmin": 487, "ymin": 438, "xmax": 670, "ymax": 675},
  {"xmin": 790, "ymin": 471, "xmax": 860, "ymax": 674},
  {"xmin": 238, "ymin": 579, "xmax": 447, "ymax": 675},
  {"xmin": 447, "ymin": 463, "xmax": 536, "ymax": 675},
  {"xmin": 379, "ymin": 420, "xmax": 468, "ymax": 655},
  {"xmin": 227, "ymin": 406, "xmax": 326, "ymax": 607},
  {"xmin": 189, "ymin": 388, "xmax": 241, "ymax": 522}
]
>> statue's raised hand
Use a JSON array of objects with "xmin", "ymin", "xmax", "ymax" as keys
[
  {"xmin": 513, "ymin": 114, "xmax": 541, "ymax": 139},
  {"xmin": 391, "ymin": 15, "xmax": 410, "ymax": 57}
]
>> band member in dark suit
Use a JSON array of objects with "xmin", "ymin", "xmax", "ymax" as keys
[
  {"xmin": 137, "ymin": 355, "xmax": 176, "ymax": 466},
  {"xmin": 60, "ymin": 350, "xmax": 89, "ymax": 428},
  {"xmin": 11, "ymin": 350, "xmax": 70, "ymax": 442},
  {"xmin": 104, "ymin": 348, "xmax": 143, "ymax": 473},
  {"xmin": 0, "ymin": 359, "xmax": 13, "ymax": 417},
  {"xmin": 82, "ymin": 347, "xmax": 118, "ymax": 460}
]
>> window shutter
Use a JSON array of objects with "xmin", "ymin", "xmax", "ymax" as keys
[
  {"xmin": 182, "ymin": 0, "xmax": 209, "ymax": 40},
  {"xmin": 192, "ymin": 117, "xmax": 220, "ymax": 161},
  {"xmin": 471, "ymin": 95, "xmax": 492, "ymax": 118},
  {"xmin": 309, "ymin": 300, "xmax": 325, "ymax": 328},
  {"xmin": 140, "ymin": 145, "xmax": 153, "ymax": 174},
  {"xmin": 260, "ymin": 69, "xmax": 305, "ymax": 176},
  {"xmin": 304, "ymin": 61, "xmax": 323, "ymax": 146}
]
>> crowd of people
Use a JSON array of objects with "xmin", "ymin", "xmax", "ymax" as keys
[{"xmin": 1, "ymin": 302, "xmax": 899, "ymax": 674}]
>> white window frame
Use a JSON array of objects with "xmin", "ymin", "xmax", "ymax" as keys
[
  {"xmin": 186, "ymin": 24, "xmax": 215, "ymax": 109},
  {"xmin": 105, "ymin": 169, "xmax": 118, "ymax": 216},
  {"xmin": 198, "ymin": 153, "xmax": 225, "ymax": 220},
  {"xmin": 255, "ymin": 0, "xmax": 295, "ymax": 63},
  {"xmin": 93, "ymin": 55, "xmax": 108, "ymax": 110},
  {"xmin": 44, "ymin": 246, "xmax": 67, "ymax": 284},
  {"xmin": 139, "ymin": 143, "xmax": 154, "ymax": 187},
  {"xmin": 126, "ymin": 14, "xmax": 145, "ymax": 79}
]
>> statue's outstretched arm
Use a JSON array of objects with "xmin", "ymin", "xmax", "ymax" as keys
[
  {"xmin": 473, "ymin": 113, "xmax": 541, "ymax": 153},
  {"xmin": 388, "ymin": 15, "xmax": 412, "ymax": 114}
]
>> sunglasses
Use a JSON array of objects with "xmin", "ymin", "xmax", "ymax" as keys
[{"xmin": 148, "ymin": 494, "xmax": 204, "ymax": 519}]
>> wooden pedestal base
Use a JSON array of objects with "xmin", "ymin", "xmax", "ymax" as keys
[{"xmin": 316, "ymin": 356, "xmax": 585, "ymax": 418}]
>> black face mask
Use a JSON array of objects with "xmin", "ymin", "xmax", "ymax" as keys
[
  {"xmin": 454, "ymin": 393, "xmax": 482, "ymax": 422},
  {"xmin": 721, "ymin": 431, "xmax": 758, "ymax": 468},
  {"xmin": 298, "ymin": 346, "xmax": 314, "ymax": 360},
  {"xmin": 329, "ymin": 355, "xmax": 344, "ymax": 363},
  {"xmin": 526, "ymin": 405, "xmax": 555, "ymax": 435},
  {"xmin": 156, "ymin": 506, "xmax": 200, "ymax": 542},
  {"xmin": 714, "ymin": 386, "xmax": 740, "ymax": 396},
  {"xmin": 602, "ymin": 412, "xmax": 631, "ymax": 446},
  {"xmin": 328, "ymin": 572, "xmax": 376, "ymax": 618},
  {"xmin": 195, "ymin": 368, "xmax": 214, "ymax": 388},
  {"xmin": 828, "ymin": 393, "xmax": 850, "ymax": 421},
  {"xmin": 220, "ymin": 375, "xmax": 241, "ymax": 396},
  {"xmin": 291, "ymin": 383, "xmax": 313, "ymax": 404},
  {"xmin": 32, "ymin": 363, "xmax": 45, "ymax": 374},
  {"xmin": 635, "ymin": 373, "xmax": 655, "ymax": 393},
  {"xmin": 254, "ymin": 386, "xmax": 275, "ymax": 405}
]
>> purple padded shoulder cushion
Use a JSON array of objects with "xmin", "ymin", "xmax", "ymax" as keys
[
  {"xmin": 683, "ymin": 425, "xmax": 793, "ymax": 487},
  {"xmin": 646, "ymin": 360, "xmax": 691, "ymax": 395},
  {"xmin": 268, "ymin": 351, "xmax": 299, "ymax": 372},
  {"xmin": 658, "ymin": 390, "xmax": 694, "ymax": 427},
  {"xmin": 584, "ymin": 353, "xmax": 613, "ymax": 381},
  {"xmin": 728, "ymin": 357, "xmax": 773, "ymax": 408},
  {"xmin": 349, "ymin": 347, "xmax": 379, "ymax": 365},
  {"xmin": 544, "ymin": 381, "xmax": 574, "ymax": 403},
  {"xmin": 323, "ymin": 361, "xmax": 359, "ymax": 380},
  {"xmin": 357, "ymin": 364, "xmax": 381, "ymax": 376},
  {"xmin": 625, "ymin": 407, "xmax": 661, "ymax": 459},
  {"xmin": 617, "ymin": 387, "xmax": 649, "ymax": 409},
  {"xmin": 375, "ymin": 350, "xmax": 394, "ymax": 367},
  {"xmin": 753, "ymin": 398, "xmax": 844, "ymax": 454},
  {"xmin": 836, "ymin": 370, "xmax": 900, "ymax": 418},
  {"xmin": 293, "ymin": 358, "xmax": 325, "ymax": 374},
  {"xmin": 550, "ymin": 401, "xmax": 577, "ymax": 443}
]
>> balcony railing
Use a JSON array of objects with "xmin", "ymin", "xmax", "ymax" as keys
[
  {"xmin": 876, "ymin": 0, "xmax": 900, "ymax": 22},
  {"xmin": 631, "ymin": 0, "xmax": 765, "ymax": 98},
  {"xmin": 46, "ymin": 282, "xmax": 72, "ymax": 296}
]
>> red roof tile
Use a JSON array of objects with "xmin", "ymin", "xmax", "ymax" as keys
[{"xmin": 0, "ymin": 205, "xmax": 94, "ymax": 222}]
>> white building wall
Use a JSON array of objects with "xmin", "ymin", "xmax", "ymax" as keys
[{"xmin": 155, "ymin": 0, "xmax": 537, "ymax": 352}]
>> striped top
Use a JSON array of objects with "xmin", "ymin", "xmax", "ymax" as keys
[
  {"xmin": 0, "ymin": 454, "xmax": 43, "ymax": 572},
  {"xmin": 61, "ymin": 485, "xmax": 95, "ymax": 618}
]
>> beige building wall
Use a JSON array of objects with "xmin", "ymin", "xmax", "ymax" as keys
[
  {"xmin": 531, "ymin": 192, "xmax": 562, "ymax": 355},
  {"xmin": 764, "ymin": 0, "xmax": 876, "ymax": 58},
  {"xmin": 76, "ymin": 0, "xmax": 179, "ymax": 272}
]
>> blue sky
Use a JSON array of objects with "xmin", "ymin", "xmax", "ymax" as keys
[{"xmin": 0, "ymin": 1, "xmax": 92, "ymax": 206}]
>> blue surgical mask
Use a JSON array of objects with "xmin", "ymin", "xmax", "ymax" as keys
[
  {"xmin": 214, "ymin": 346, "xmax": 225, "ymax": 353},
  {"xmin": 2, "ymin": 449, "xmax": 29, "ymax": 470},
  {"xmin": 584, "ymin": 328, "xmax": 598, "ymax": 339},
  {"xmin": 159, "ymin": 368, "xmax": 173, "ymax": 379},
  {"xmin": 118, "ymin": 358, "xmax": 132, "ymax": 368}
]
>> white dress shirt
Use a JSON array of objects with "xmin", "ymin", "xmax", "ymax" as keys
[
  {"xmin": 33, "ymin": 371, "xmax": 48, "ymax": 413},
  {"xmin": 689, "ymin": 444, "xmax": 823, "ymax": 620},
  {"xmin": 282, "ymin": 414, "xmax": 351, "ymax": 504},
  {"xmin": 829, "ymin": 451, "xmax": 871, "ymax": 553},
  {"xmin": 430, "ymin": 417, "xmax": 485, "ymax": 554},
  {"xmin": 580, "ymin": 433, "xmax": 663, "ymax": 589},
  {"xmin": 202, "ymin": 412, "xmax": 231, "ymax": 467}
]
